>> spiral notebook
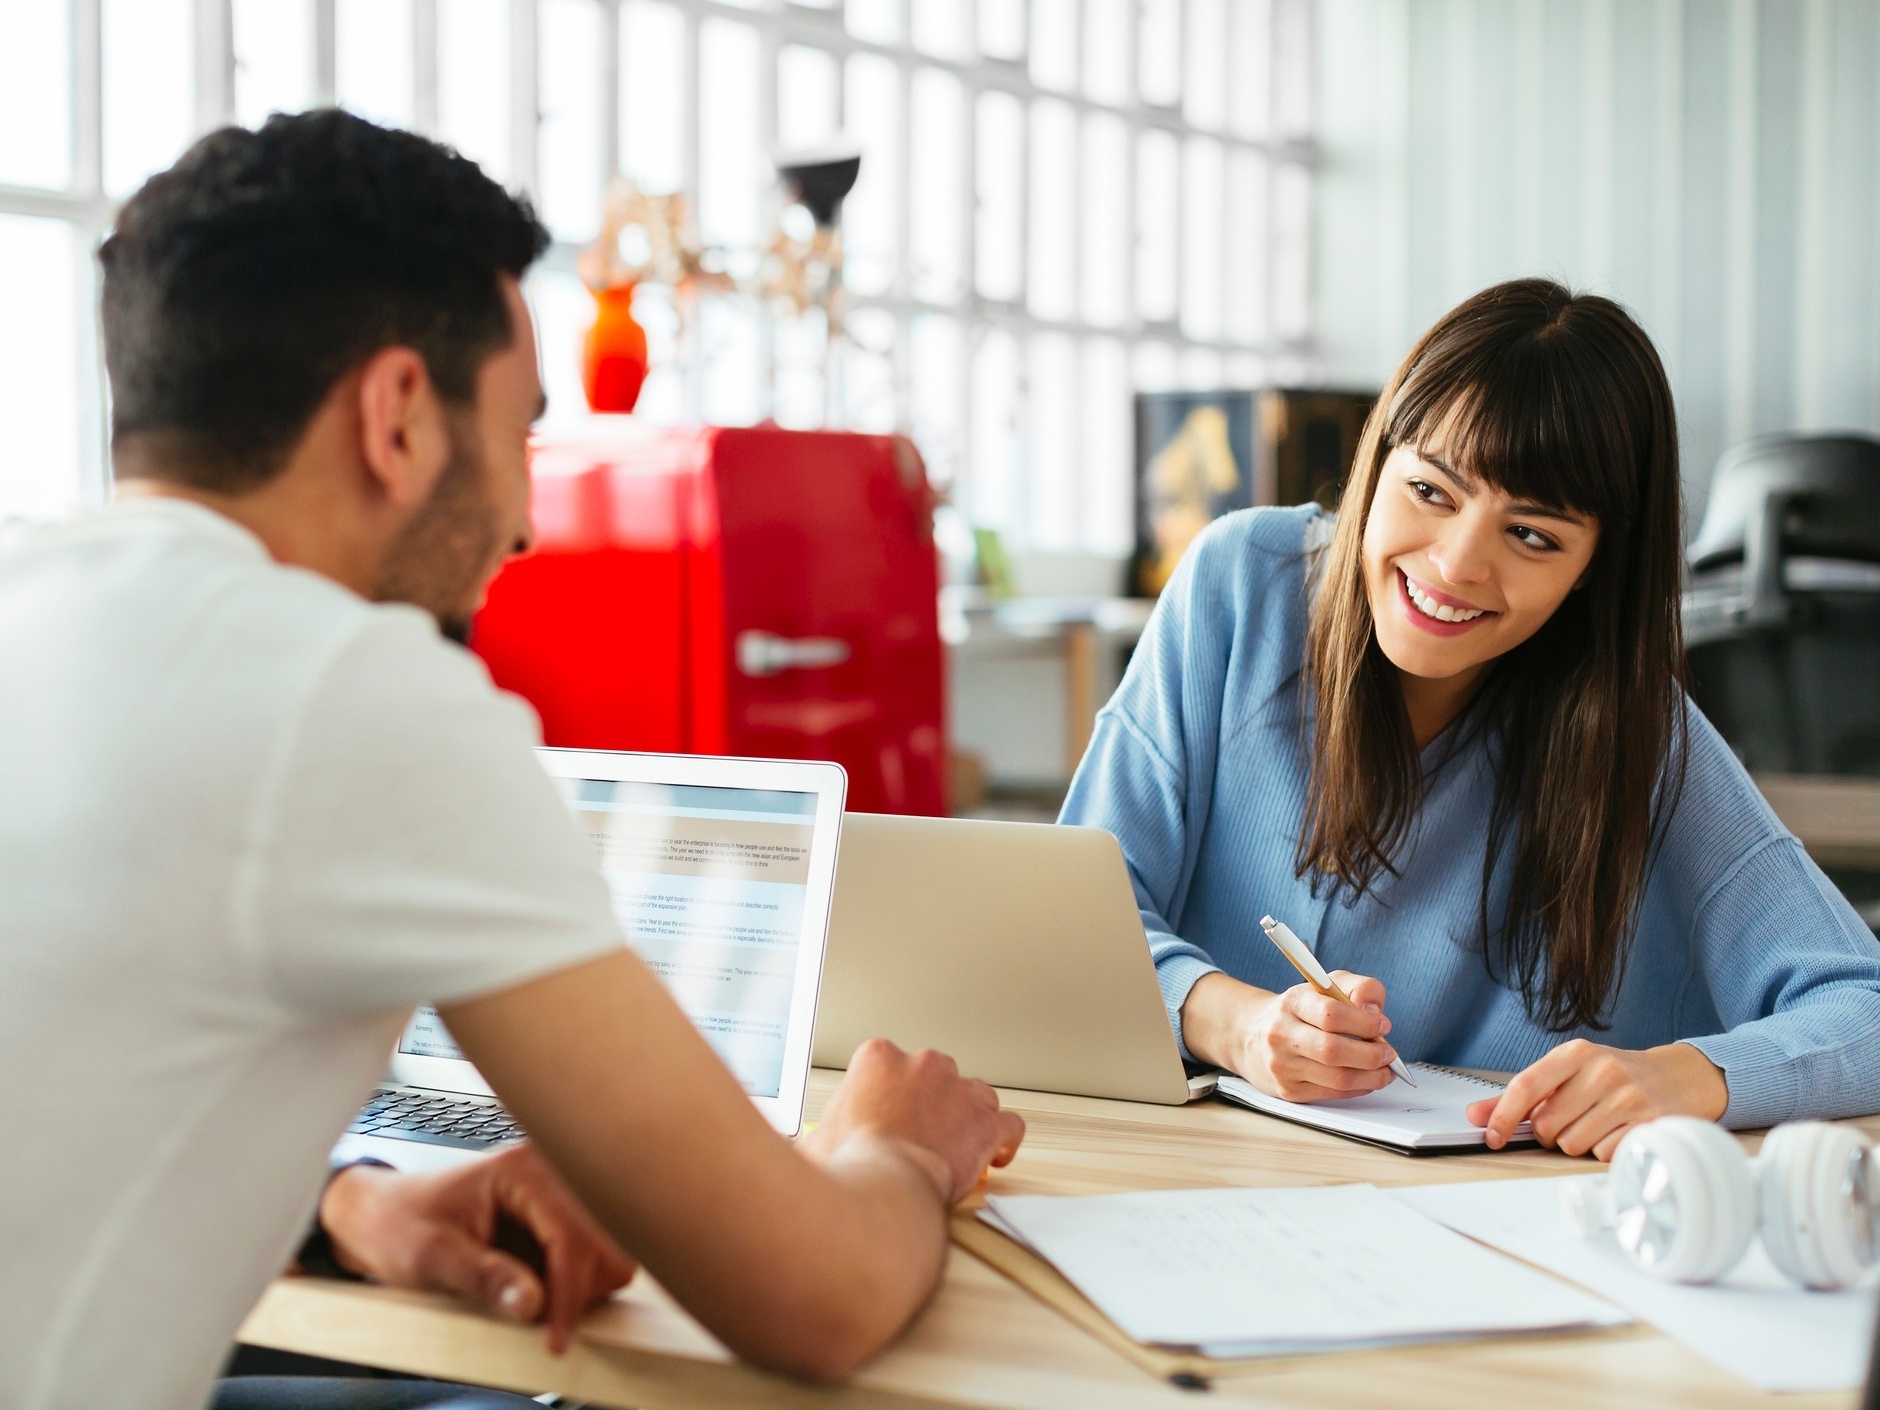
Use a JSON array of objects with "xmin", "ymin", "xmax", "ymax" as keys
[{"xmin": 1214, "ymin": 1064, "xmax": 1535, "ymax": 1154}]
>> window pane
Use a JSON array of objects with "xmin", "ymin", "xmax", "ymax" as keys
[
  {"xmin": 1135, "ymin": 130, "xmax": 1177, "ymax": 322},
  {"xmin": 1273, "ymin": 0, "xmax": 1311, "ymax": 139},
  {"xmin": 621, "ymin": 0, "xmax": 685, "ymax": 194},
  {"xmin": 1027, "ymin": 100, "xmax": 1076, "ymax": 322},
  {"xmin": 701, "ymin": 295, "xmax": 763, "ymax": 425},
  {"xmin": 1082, "ymin": 337, "xmax": 1131, "ymax": 552},
  {"xmin": 1180, "ymin": 345, "xmax": 1222, "ymax": 390},
  {"xmin": 842, "ymin": 306, "xmax": 898, "ymax": 433},
  {"xmin": 910, "ymin": 314, "xmax": 964, "ymax": 488},
  {"xmin": 1029, "ymin": 0, "xmax": 1077, "ymax": 94},
  {"xmin": 438, "ymin": 0, "xmax": 508, "ymax": 179},
  {"xmin": 235, "ymin": 0, "xmax": 314, "ymax": 128},
  {"xmin": 912, "ymin": 0, "xmax": 971, "ymax": 60},
  {"xmin": 978, "ymin": 0, "xmax": 1025, "ymax": 62},
  {"xmin": 1273, "ymin": 159, "xmax": 1309, "ymax": 338},
  {"xmin": 104, "ymin": 0, "xmax": 194, "ymax": 197},
  {"xmin": 1229, "ymin": 0, "xmax": 1272, "ymax": 139},
  {"xmin": 1224, "ymin": 148, "xmax": 1268, "ymax": 345},
  {"xmin": 338, "ymin": 0, "xmax": 416, "ymax": 131},
  {"xmin": 970, "ymin": 327, "xmax": 1021, "ymax": 536},
  {"xmin": 909, "ymin": 69, "xmax": 965, "ymax": 304},
  {"xmin": 1080, "ymin": 112, "xmax": 1128, "ymax": 328},
  {"xmin": 698, "ymin": 19, "xmax": 762, "ymax": 251},
  {"xmin": 974, "ymin": 91, "xmax": 1023, "ymax": 302},
  {"xmin": 540, "ymin": 0, "xmax": 605, "ymax": 240},
  {"xmin": 843, "ymin": 54, "xmax": 901, "ymax": 298},
  {"xmin": 0, "ymin": 218, "xmax": 81, "ymax": 520},
  {"xmin": 1133, "ymin": 340, "xmax": 1178, "ymax": 392},
  {"xmin": 1082, "ymin": 0, "xmax": 1130, "ymax": 106},
  {"xmin": 0, "ymin": 0, "xmax": 73, "ymax": 189},
  {"xmin": 846, "ymin": 0, "xmax": 902, "ymax": 45},
  {"xmin": 778, "ymin": 46, "xmax": 841, "ymax": 153},
  {"xmin": 774, "ymin": 309, "xmax": 828, "ymax": 429},
  {"xmin": 630, "ymin": 283, "xmax": 686, "ymax": 423},
  {"xmin": 1138, "ymin": 0, "xmax": 1181, "ymax": 108},
  {"xmin": 338, "ymin": 0, "xmax": 415, "ymax": 128},
  {"xmin": 1184, "ymin": 0, "xmax": 1226, "ymax": 131},
  {"xmin": 1181, "ymin": 137, "xmax": 1223, "ymax": 340},
  {"xmin": 525, "ymin": 264, "xmax": 592, "ymax": 425},
  {"xmin": 1029, "ymin": 332, "xmax": 1078, "ymax": 549}
]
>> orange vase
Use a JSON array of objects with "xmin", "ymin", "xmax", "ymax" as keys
[{"xmin": 581, "ymin": 283, "xmax": 650, "ymax": 413}]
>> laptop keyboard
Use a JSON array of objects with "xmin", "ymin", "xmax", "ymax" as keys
[{"xmin": 347, "ymin": 1088, "xmax": 524, "ymax": 1151}]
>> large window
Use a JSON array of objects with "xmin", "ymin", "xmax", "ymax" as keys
[{"xmin": 0, "ymin": 0, "xmax": 1314, "ymax": 553}]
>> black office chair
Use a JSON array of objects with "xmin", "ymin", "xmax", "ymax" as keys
[{"xmin": 1684, "ymin": 434, "xmax": 1880, "ymax": 777}]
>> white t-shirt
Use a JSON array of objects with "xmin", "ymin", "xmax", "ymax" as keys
[{"xmin": 0, "ymin": 499, "xmax": 624, "ymax": 1410}]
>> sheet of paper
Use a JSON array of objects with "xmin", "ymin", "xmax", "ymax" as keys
[
  {"xmin": 1392, "ymin": 1176, "xmax": 1880, "ymax": 1392},
  {"xmin": 981, "ymin": 1183, "xmax": 1626, "ymax": 1353}
]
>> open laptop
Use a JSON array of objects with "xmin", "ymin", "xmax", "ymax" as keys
[
  {"xmin": 812, "ymin": 813, "xmax": 1215, "ymax": 1105},
  {"xmin": 331, "ymin": 749, "xmax": 847, "ymax": 1171}
]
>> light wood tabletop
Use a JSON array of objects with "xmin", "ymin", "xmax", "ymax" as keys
[{"xmin": 238, "ymin": 1071, "xmax": 1875, "ymax": 1410}]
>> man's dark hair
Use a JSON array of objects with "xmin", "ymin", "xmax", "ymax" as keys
[{"xmin": 100, "ymin": 108, "xmax": 549, "ymax": 492}]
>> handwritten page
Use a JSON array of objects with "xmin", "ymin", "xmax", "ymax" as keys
[
  {"xmin": 981, "ymin": 1183, "xmax": 1626, "ymax": 1355},
  {"xmin": 1393, "ymin": 1176, "xmax": 1880, "ymax": 1391}
]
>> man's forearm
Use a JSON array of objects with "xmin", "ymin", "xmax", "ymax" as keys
[
  {"xmin": 440, "ymin": 957, "xmax": 1021, "ymax": 1383},
  {"xmin": 765, "ymin": 1133, "xmax": 953, "ymax": 1380}
]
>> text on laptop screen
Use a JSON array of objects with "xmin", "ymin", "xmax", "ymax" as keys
[
  {"xmin": 562, "ymin": 779, "xmax": 816, "ymax": 1098},
  {"xmin": 396, "ymin": 780, "xmax": 818, "ymax": 1099}
]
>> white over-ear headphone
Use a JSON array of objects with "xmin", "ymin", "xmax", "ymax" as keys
[{"xmin": 1561, "ymin": 1115, "xmax": 1878, "ymax": 1290}]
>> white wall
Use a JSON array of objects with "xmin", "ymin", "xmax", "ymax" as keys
[{"xmin": 1315, "ymin": 0, "xmax": 1880, "ymax": 526}]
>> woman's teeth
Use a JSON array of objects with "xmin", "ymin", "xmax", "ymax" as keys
[{"xmin": 1403, "ymin": 573, "xmax": 1486, "ymax": 623}]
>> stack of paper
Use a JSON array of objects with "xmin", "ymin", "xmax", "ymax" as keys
[
  {"xmin": 1393, "ymin": 1176, "xmax": 1880, "ymax": 1392},
  {"xmin": 980, "ymin": 1183, "xmax": 1628, "ymax": 1358}
]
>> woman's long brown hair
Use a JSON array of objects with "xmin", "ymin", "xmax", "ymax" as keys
[{"xmin": 1299, "ymin": 279, "xmax": 1687, "ymax": 1032}]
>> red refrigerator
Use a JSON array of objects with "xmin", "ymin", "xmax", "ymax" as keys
[{"xmin": 473, "ymin": 423, "xmax": 947, "ymax": 815}]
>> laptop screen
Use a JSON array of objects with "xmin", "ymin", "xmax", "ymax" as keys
[{"xmin": 398, "ymin": 778, "xmax": 820, "ymax": 1101}]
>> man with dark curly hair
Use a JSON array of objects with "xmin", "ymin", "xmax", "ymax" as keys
[{"xmin": 0, "ymin": 109, "xmax": 1022, "ymax": 1410}]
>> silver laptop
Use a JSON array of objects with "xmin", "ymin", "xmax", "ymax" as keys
[
  {"xmin": 332, "ymin": 749, "xmax": 847, "ymax": 1171},
  {"xmin": 812, "ymin": 814, "xmax": 1215, "ymax": 1105}
]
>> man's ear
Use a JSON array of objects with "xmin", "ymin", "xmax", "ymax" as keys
[{"xmin": 356, "ymin": 346, "xmax": 450, "ymax": 508}]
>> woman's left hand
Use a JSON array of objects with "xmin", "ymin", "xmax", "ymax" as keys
[{"xmin": 1466, "ymin": 1040, "xmax": 1729, "ymax": 1161}]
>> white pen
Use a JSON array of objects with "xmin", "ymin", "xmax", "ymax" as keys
[{"xmin": 1259, "ymin": 914, "xmax": 1417, "ymax": 1089}]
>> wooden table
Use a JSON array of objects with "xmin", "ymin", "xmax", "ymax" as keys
[
  {"xmin": 1756, "ymin": 773, "xmax": 1880, "ymax": 870},
  {"xmin": 239, "ymin": 1072, "xmax": 1872, "ymax": 1410}
]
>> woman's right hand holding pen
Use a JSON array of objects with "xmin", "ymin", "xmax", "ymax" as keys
[{"xmin": 1180, "ymin": 970, "xmax": 1404, "ymax": 1102}]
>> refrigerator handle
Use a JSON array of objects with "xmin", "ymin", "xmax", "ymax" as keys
[{"xmin": 735, "ymin": 629, "xmax": 853, "ymax": 677}]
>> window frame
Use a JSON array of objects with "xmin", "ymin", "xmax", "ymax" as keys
[{"xmin": 0, "ymin": 0, "xmax": 1316, "ymax": 550}]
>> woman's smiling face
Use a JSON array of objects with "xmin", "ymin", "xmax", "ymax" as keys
[{"xmin": 1362, "ymin": 438, "xmax": 1601, "ymax": 685}]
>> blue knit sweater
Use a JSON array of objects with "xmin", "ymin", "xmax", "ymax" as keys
[{"xmin": 1060, "ymin": 505, "xmax": 1880, "ymax": 1128}]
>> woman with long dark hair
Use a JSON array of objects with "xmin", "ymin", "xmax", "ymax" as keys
[{"xmin": 1064, "ymin": 279, "xmax": 1880, "ymax": 1159}]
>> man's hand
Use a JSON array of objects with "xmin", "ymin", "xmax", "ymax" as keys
[
  {"xmin": 1466, "ymin": 1040, "xmax": 1730, "ymax": 1161},
  {"xmin": 804, "ymin": 1039, "xmax": 1026, "ymax": 1203},
  {"xmin": 1180, "ymin": 969, "xmax": 1402, "ymax": 1103},
  {"xmin": 315, "ymin": 1143, "xmax": 636, "ymax": 1353},
  {"xmin": 439, "ymin": 952, "xmax": 1027, "ymax": 1381}
]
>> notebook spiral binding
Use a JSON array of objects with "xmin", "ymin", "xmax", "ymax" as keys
[{"xmin": 1414, "ymin": 1063, "xmax": 1505, "ymax": 1089}]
